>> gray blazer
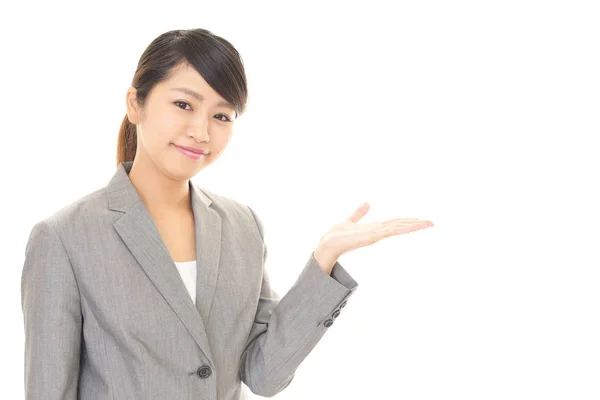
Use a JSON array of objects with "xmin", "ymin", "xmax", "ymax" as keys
[{"xmin": 21, "ymin": 161, "xmax": 358, "ymax": 399}]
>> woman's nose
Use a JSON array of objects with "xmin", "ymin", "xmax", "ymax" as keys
[
  {"xmin": 188, "ymin": 121, "xmax": 210, "ymax": 142},
  {"xmin": 189, "ymin": 130, "xmax": 209, "ymax": 143}
]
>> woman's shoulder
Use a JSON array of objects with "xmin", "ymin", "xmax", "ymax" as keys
[{"xmin": 31, "ymin": 186, "xmax": 109, "ymax": 236}]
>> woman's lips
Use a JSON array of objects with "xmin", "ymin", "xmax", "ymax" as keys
[{"xmin": 173, "ymin": 144, "xmax": 206, "ymax": 160}]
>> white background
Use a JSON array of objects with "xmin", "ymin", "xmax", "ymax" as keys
[{"xmin": 2, "ymin": 1, "xmax": 599, "ymax": 399}]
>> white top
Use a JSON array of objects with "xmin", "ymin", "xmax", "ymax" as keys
[{"xmin": 174, "ymin": 260, "xmax": 197, "ymax": 305}]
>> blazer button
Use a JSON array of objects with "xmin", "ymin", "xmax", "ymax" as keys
[
  {"xmin": 332, "ymin": 310, "xmax": 341, "ymax": 319},
  {"xmin": 196, "ymin": 366, "xmax": 212, "ymax": 378},
  {"xmin": 324, "ymin": 319, "xmax": 334, "ymax": 327},
  {"xmin": 340, "ymin": 300, "xmax": 347, "ymax": 308}
]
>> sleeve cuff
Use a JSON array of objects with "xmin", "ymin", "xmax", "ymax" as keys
[{"xmin": 299, "ymin": 252, "xmax": 358, "ymax": 312}]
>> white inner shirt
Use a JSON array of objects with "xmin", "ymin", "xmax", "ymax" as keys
[{"xmin": 174, "ymin": 260, "xmax": 197, "ymax": 305}]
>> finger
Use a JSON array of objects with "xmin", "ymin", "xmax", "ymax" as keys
[
  {"xmin": 379, "ymin": 221, "xmax": 433, "ymax": 237},
  {"xmin": 347, "ymin": 202, "xmax": 370, "ymax": 223},
  {"xmin": 380, "ymin": 217, "xmax": 433, "ymax": 224},
  {"xmin": 382, "ymin": 219, "xmax": 434, "ymax": 228},
  {"xmin": 393, "ymin": 221, "xmax": 434, "ymax": 229},
  {"xmin": 393, "ymin": 221, "xmax": 433, "ymax": 233}
]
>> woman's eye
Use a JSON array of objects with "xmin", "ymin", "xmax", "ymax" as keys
[
  {"xmin": 174, "ymin": 102, "xmax": 231, "ymax": 122},
  {"xmin": 174, "ymin": 101, "xmax": 191, "ymax": 110},
  {"xmin": 215, "ymin": 114, "xmax": 232, "ymax": 122}
]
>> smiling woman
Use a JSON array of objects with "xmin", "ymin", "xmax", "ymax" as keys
[
  {"xmin": 21, "ymin": 27, "xmax": 362, "ymax": 400},
  {"xmin": 117, "ymin": 28, "xmax": 248, "ymax": 180}
]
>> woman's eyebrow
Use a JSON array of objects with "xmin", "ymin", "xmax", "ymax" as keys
[{"xmin": 169, "ymin": 87, "xmax": 234, "ymax": 111}]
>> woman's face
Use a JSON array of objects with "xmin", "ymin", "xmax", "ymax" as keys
[{"xmin": 125, "ymin": 62, "xmax": 236, "ymax": 180}]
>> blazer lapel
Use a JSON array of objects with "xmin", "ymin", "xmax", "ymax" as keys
[
  {"xmin": 106, "ymin": 161, "xmax": 222, "ymax": 364},
  {"xmin": 190, "ymin": 184, "xmax": 222, "ymax": 326}
]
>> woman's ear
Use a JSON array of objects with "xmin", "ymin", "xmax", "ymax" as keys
[{"xmin": 126, "ymin": 87, "xmax": 140, "ymax": 124}]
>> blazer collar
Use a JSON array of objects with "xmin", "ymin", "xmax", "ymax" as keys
[
  {"xmin": 106, "ymin": 160, "xmax": 213, "ymax": 211},
  {"xmin": 105, "ymin": 161, "xmax": 222, "ymax": 366}
]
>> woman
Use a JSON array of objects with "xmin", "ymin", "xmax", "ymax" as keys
[{"xmin": 21, "ymin": 28, "xmax": 434, "ymax": 399}]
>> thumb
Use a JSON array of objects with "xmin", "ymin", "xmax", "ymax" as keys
[{"xmin": 347, "ymin": 202, "xmax": 370, "ymax": 223}]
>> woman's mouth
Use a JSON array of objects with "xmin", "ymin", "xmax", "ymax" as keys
[{"xmin": 173, "ymin": 144, "xmax": 206, "ymax": 160}]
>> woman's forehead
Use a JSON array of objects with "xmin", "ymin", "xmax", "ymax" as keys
[{"xmin": 154, "ymin": 68, "xmax": 234, "ymax": 111}]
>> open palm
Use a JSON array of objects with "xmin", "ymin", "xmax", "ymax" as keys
[{"xmin": 319, "ymin": 202, "xmax": 434, "ymax": 258}]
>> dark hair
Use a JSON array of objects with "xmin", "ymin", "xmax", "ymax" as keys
[{"xmin": 116, "ymin": 28, "xmax": 248, "ymax": 167}]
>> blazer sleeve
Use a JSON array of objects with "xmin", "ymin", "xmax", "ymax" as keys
[
  {"xmin": 239, "ymin": 206, "xmax": 358, "ymax": 397},
  {"xmin": 21, "ymin": 220, "xmax": 82, "ymax": 399}
]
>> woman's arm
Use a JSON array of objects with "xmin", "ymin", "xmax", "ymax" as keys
[
  {"xmin": 239, "ymin": 207, "xmax": 357, "ymax": 397},
  {"xmin": 21, "ymin": 220, "xmax": 82, "ymax": 399}
]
